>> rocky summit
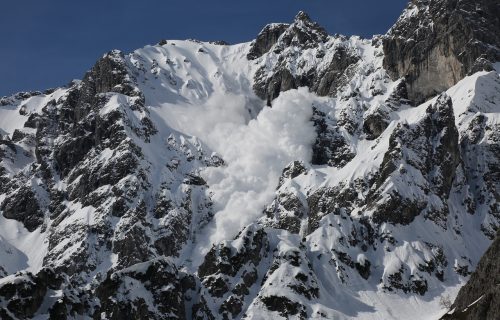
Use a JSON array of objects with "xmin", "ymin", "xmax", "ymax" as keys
[{"xmin": 0, "ymin": 1, "xmax": 499, "ymax": 319}]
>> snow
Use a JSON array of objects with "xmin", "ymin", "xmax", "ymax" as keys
[
  {"xmin": 199, "ymin": 88, "xmax": 317, "ymax": 245},
  {"xmin": 0, "ymin": 23, "xmax": 499, "ymax": 320},
  {"xmin": 0, "ymin": 215, "xmax": 48, "ymax": 273},
  {"xmin": 0, "ymin": 103, "xmax": 26, "ymax": 136},
  {"xmin": 124, "ymin": 41, "xmax": 320, "ymax": 264},
  {"xmin": 0, "ymin": 88, "xmax": 67, "ymax": 136}
]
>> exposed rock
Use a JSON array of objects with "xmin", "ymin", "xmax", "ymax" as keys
[
  {"xmin": 311, "ymin": 107, "xmax": 355, "ymax": 167},
  {"xmin": 307, "ymin": 184, "xmax": 360, "ymax": 233},
  {"xmin": 277, "ymin": 160, "xmax": 306, "ymax": 188},
  {"xmin": 369, "ymin": 93, "xmax": 460, "ymax": 225},
  {"xmin": 261, "ymin": 296, "xmax": 307, "ymax": 318},
  {"xmin": 442, "ymin": 231, "xmax": 500, "ymax": 320},
  {"xmin": 363, "ymin": 111, "xmax": 390, "ymax": 140},
  {"xmin": 197, "ymin": 225, "xmax": 269, "ymax": 319},
  {"xmin": 252, "ymin": 12, "xmax": 359, "ymax": 105},
  {"xmin": 383, "ymin": 0, "xmax": 500, "ymax": 103},
  {"xmin": 274, "ymin": 11, "xmax": 328, "ymax": 52},
  {"xmin": 183, "ymin": 173, "xmax": 207, "ymax": 186},
  {"xmin": 262, "ymin": 191, "xmax": 307, "ymax": 234},
  {"xmin": 0, "ymin": 269, "xmax": 63, "ymax": 319},
  {"xmin": 1, "ymin": 186, "xmax": 43, "ymax": 232},
  {"xmin": 247, "ymin": 23, "xmax": 289, "ymax": 60},
  {"xmin": 0, "ymin": 4, "xmax": 499, "ymax": 320},
  {"xmin": 95, "ymin": 258, "xmax": 195, "ymax": 320}
]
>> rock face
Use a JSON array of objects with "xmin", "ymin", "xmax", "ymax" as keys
[
  {"xmin": 0, "ymin": 48, "xmax": 216, "ymax": 319},
  {"xmin": 441, "ymin": 231, "xmax": 500, "ymax": 320},
  {"xmin": 0, "ymin": 1, "xmax": 499, "ymax": 319},
  {"xmin": 369, "ymin": 93, "xmax": 461, "ymax": 225},
  {"xmin": 383, "ymin": 0, "xmax": 500, "ymax": 104},
  {"xmin": 252, "ymin": 11, "xmax": 358, "ymax": 106},
  {"xmin": 1, "ymin": 185, "xmax": 43, "ymax": 232},
  {"xmin": 247, "ymin": 23, "xmax": 289, "ymax": 60},
  {"xmin": 95, "ymin": 258, "xmax": 195, "ymax": 320},
  {"xmin": 196, "ymin": 224, "xmax": 270, "ymax": 319}
]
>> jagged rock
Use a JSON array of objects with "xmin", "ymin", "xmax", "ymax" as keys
[
  {"xmin": 369, "ymin": 93, "xmax": 460, "ymax": 225},
  {"xmin": 382, "ymin": 265, "xmax": 428, "ymax": 295},
  {"xmin": 0, "ymin": 4, "xmax": 499, "ymax": 320},
  {"xmin": 383, "ymin": 0, "xmax": 500, "ymax": 103},
  {"xmin": 459, "ymin": 110, "xmax": 500, "ymax": 239},
  {"xmin": 247, "ymin": 23, "xmax": 289, "ymax": 60},
  {"xmin": 262, "ymin": 161, "xmax": 310, "ymax": 233},
  {"xmin": 0, "ymin": 269, "xmax": 63, "ymax": 319},
  {"xmin": 442, "ymin": 231, "xmax": 500, "ymax": 320},
  {"xmin": 262, "ymin": 191, "xmax": 307, "ymax": 234},
  {"xmin": 153, "ymin": 187, "xmax": 211, "ymax": 257},
  {"xmin": 355, "ymin": 260, "xmax": 371, "ymax": 280},
  {"xmin": 113, "ymin": 221, "xmax": 153, "ymax": 268},
  {"xmin": 252, "ymin": 12, "xmax": 359, "ymax": 105},
  {"xmin": 311, "ymin": 45, "xmax": 360, "ymax": 97},
  {"xmin": 277, "ymin": 160, "xmax": 306, "ymax": 188},
  {"xmin": 1, "ymin": 186, "xmax": 43, "ymax": 232},
  {"xmin": 209, "ymin": 40, "xmax": 229, "ymax": 46},
  {"xmin": 183, "ymin": 173, "xmax": 207, "ymax": 186},
  {"xmin": 11, "ymin": 129, "xmax": 26, "ymax": 142},
  {"xmin": 0, "ymin": 138, "xmax": 16, "ymax": 153},
  {"xmin": 363, "ymin": 80, "xmax": 409, "ymax": 140},
  {"xmin": 262, "ymin": 244, "xmax": 320, "ymax": 304},
  {"xmin": 311, "ymin": 107, "xmax": 355, "ymax": 167},
  {"xmin": 197, "ymin": 225, "xmax": 269, "ymax": 319},
  {"xmin": 54, "ymin": 134, "xmax": 94, "ymax": 177},
  {"xmin": 95, "ymin": 258, "xmax": 195, "ymax": 320},
  {"xmin": 261, "ymin": 296, "xmax": 307, "ymax": 318},
  {"xmin": 363, "ymin": 111, "xmax": 390, "ymax": 139},
  {"xmin": 307, "ymin": 184, "xmax": 359, "ymax": 233},
  {"xmin": 275, "ymin": 11, "xmax": 328, "ymax": 51},
  {"xmin": 199, "ymin": 225, "xmax": 268, "ymax": 278}
]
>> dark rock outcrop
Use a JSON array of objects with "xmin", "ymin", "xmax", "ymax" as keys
[
  {"xmin": 196, "ymin": 225, "xmax": 269, "ymax": 319},
  {"xmin": 252, "ymin": 12, "xmax": 359, "ymax": 105},
  {"xmin": 0, "ymin": 269, "xmax": 63, "ymax": 319},
  {"xmin": 261, "ymin": 295, "xmax": 307, "ymax": 318},
  {"xmin": 369, "ymin": 93, "xmax": 460, "ymax": 225},
  {"xmin": 383, "ymin": 0, "xmax": 500, "ymax": 103},
  {"xmin": 311, "ymin": 107, "xmax": 355, "ymax": 167},
  {"xmin": 1, "ymin": 186, "xmax": 43, "ymax": 232},
  {"xmin": 95, "ymin": 258, "xmax": 195, "ymax": 320},
  {"xmin": 277, "ymin": 160, "xmax": 306, "ymax": 188},
  {"xmin": 441, "ymin": 231, "xmax": 500, "ymax": 320},
  {"xmin": 247, "ymin": 23, "xmax": 289, "ymax": 60}
]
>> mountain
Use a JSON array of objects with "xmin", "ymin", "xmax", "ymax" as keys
[
  {"xmin": 0, "ymin": 0, "xmax": 499, "ymax": 319},
  {"xmin": 441, "ymin": 231, "xmax": 499, "ymax": 320}
]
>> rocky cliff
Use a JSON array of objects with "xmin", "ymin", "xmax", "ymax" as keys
[
  {"xmin": 441, "ymin": 231, "xmax": 500, "ymax": 320},
  {"xmin": 383, "ymin": 0, "xmax": 500, "ymax": 104}
]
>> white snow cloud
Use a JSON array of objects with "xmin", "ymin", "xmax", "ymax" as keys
[{"xmin": 163, "ymin": 87, "xmax": 317, "ymax": 256}]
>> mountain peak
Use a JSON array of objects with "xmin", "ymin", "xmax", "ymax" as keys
[
  {"xmin": 383, "ymin": 0, "xmax": 500, "ymax": 103},
  {"xmin": 294, "ymin": 10, "xmax": 311, "ymax": 23},
  {"xmin": 247, "ymin": 11, "xmax": 327, "ymax": 60}
]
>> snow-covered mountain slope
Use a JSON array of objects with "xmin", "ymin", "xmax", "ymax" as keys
[
  {"xmin": 441, "ymin": 230, "xmax": 499, "ymax": 320},
  {"xmin": 0, "ymin": 1, "xmax": 499, "ymax": 319}
]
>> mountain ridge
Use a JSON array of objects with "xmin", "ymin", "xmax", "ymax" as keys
[{"xmin": 0, "ymin": 1, "xmax": 499, "ymax": 319}]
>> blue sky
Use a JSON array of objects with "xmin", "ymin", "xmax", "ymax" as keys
[{"xmin": 0, "ymin": 1, "xmax": 408, "ymax": 96}]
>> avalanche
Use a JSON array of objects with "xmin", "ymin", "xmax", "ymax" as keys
[{"xmin": 0, "ymin": 2, "xmax": 499, "ymax": 319}]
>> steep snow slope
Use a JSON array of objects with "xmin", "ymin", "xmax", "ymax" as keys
[
  {"xmin": 125, "ymin": 41, "xmax": 318, "ymax": 254},
  {"xmin": 0, "ymin": 5, "xmax": 499, "ymax": 320}
]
